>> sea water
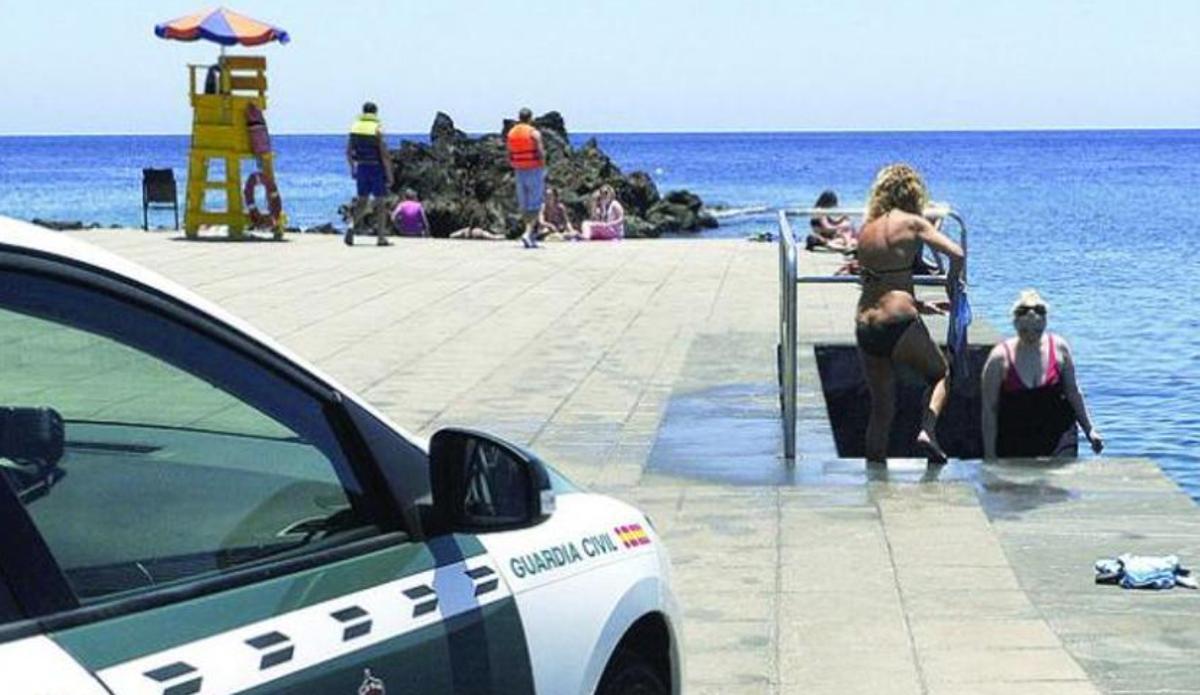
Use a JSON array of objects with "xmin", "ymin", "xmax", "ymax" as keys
[{"xmin": 1, "ymin": 130, "xmax": 1197, "ymax": 499}]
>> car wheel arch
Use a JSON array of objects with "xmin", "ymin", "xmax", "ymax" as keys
[
  {"xmin": 594, "ymin": 612, "xmax": 674, "ymax": 695},
  {"xmin": 576, "ymin": 576, "xmax": 679, "ymax": 695}
]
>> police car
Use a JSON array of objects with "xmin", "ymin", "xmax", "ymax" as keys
[{"xmin": 0, "ymin": 217, "xmax": 681, "ymax": 694}]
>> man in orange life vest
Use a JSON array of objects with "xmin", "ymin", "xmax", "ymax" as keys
[
  {"xmin": 346, "ymin": 102, "xmax": 394, "ymax": 247},
  {"xmin": 506, "ymin": 108, "xmax": 546, "ymax": 248}
]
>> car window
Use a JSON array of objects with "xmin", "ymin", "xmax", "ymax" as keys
[{"xmin": 0, "ymin": 269, "xmax": 382, "ymax": 603}]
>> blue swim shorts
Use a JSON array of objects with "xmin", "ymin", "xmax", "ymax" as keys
[
  {"xmin": 355, "ymin": 163, "xmax": 387, "ymax": 198},
  {"xmin": 515, "ymin": 167, "xmax": 545, "ymax": 213}
]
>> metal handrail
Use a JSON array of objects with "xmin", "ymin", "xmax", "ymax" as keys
[
  {"xmin": 795, "ymin": 275, "xmax": 956, "ymax": 285},
  {"xmin": 784, "ymin": 204, "xmax": 952, "ymax": 218},
  {"xmin": 777, "ymin": 211, "xmax": 798, "ymax": 461},
  {"xmin": 775, "ymin": 206, "xmax": 969, "ymax": 461}
]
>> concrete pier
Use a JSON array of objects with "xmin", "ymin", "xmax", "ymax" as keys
[{"xmin": 70, "ymin": 230, "xmax": 1200, "ymax": 694}]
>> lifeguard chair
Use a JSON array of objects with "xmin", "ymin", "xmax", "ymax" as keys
[{"xmin": 184, "ymin": 55, "xmax": 285, "ymax": 239}]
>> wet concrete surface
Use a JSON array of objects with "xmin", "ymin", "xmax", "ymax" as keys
[
  {"xmin": 639, "ymin": 278, "xmax": 1200, "ymax": 693},
  {"xmin": 648, "ymin": 377, "xmax": 992, "ymax": 488},
  {"xmin": 648, "ymin": 381, "xmax": 789, "ymax": 485},
  {"xmin": 646, "ymin": 368, "xmax": 1085, "ymax": 519}
]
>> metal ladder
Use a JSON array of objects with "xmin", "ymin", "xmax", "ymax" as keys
[{"xmin": 776, "ymin": 207, "xmax": 969, "ymax": 460}]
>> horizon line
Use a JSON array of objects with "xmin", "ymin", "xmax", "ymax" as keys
[{"xmin": 2, "ymin": 125, "xmax": 1199, "ymax": 138}]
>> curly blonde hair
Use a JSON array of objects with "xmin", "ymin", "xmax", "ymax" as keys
[{"xmin": 866, "ymin": 163, "xmax": 929, "ymax": 220}]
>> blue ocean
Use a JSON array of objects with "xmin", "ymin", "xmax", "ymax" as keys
[{"xmin": 1, "ymin": 131, "xmax": 1198, "ymax": 499}]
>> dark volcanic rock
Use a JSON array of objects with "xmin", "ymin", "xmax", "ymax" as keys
[
  {"xmin": 31, "ymin": 219, "xmax": 87, "ymax": 231},
  {"xmin": 31, "ymin": 219, "xmax": 114, "ymax": 231},
  {"xmin": 350, "ymin": 112, "xmax": 714, "ymax": 238},
  {"xmin": 430, "ymin": 112, "xmax": 467, "ymax": 146}
]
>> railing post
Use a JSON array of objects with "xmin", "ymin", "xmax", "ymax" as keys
[
  {"xmin": 947, "ymin": 211, "xmax": 969, "ymax": 284},
  {"xmin": 777, "ymin": 211, "xmax": 797, "ymax": 461}
]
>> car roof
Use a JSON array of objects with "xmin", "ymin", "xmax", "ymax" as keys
[{"xmin": 0, "ymin": 216, "xmax": 427, "ymax": 449}]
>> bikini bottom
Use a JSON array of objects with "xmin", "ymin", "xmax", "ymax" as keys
[{"xmin": 855, "ymin": 316, "xmax": 918, "ymax": 358}]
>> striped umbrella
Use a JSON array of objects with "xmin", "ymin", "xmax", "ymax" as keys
[{"xmin": 154, "ymin": 7, "xmax": 289, "ymax": 47}]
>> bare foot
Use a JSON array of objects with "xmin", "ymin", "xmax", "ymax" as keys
[{"xmin": 916, "ymin": 429, "xmax": 947, "ymax": 464}]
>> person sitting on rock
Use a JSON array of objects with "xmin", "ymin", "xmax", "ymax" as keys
[
  {"xmin": 390, "ymin": 189, "xmax": 430, "ymax": 237},
  {"xmin": 537, "ymin": 187, "xmax": 579, "ymax": 241},
  {"xmin": 449, "ymin": 227, "xmax": 507, "ymax": 240},
  {"xmin": 581, "ymin": 185, "xmax": 625, "ymax": 241}
]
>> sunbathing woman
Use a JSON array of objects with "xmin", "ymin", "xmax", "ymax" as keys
[
  {"xmin": 856, "ymin": 164, "xmax": 963, "ymax": 464},
  {"xmin": 807, "ymin": 189, "xmax": 856, "ymax": 252},
  {"xmin": 581, "ymin": 185, "xmax": 625, "ymax": 240},
  {"xmin": 449, "ymin": 226, "xmax": 506, "ymax": 240},
  {"xmin": 980, "ymin": 289, "xmax": 1103, "ymax": 459},
  {"xmin": 537, "ymin": 186, "xmax": 580, "ymax": 241}
]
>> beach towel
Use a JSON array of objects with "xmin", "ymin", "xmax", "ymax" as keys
[
  {"xmin": 947, "ymin": 278, "xmax": 972, "ymax": 392},
  {"xmin": 1095, "ymin": 554, "xmax": 1197, "ymax": 590},
  {"xmin": 587, "ymin": 221, "xmax": 623, "ymax": 241}
]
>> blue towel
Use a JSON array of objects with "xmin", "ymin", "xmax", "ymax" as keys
[
  {"xmin": 946, "ymin": 279, "xmax": 972, "ymax": 392},
  {"xmin": 1094, "ymin": 554, "xmax": 1197, "ymax": 590}
]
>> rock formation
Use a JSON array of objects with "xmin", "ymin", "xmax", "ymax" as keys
[
  {"xmin": 31, "ymin": 219, "xmax": 94, "ymax": 231},
  {"xmin": 352, "ymin": 111, "xmax": 717, "ymax": 238}
]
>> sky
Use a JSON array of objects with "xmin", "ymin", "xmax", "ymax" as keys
[{"xmin": 1, "ymin": 0, "xmax": 1198, "ymax": 135}]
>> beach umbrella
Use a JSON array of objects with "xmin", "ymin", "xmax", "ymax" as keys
[{"xmin": 154, "ymin": 7, "xmax": 289, "ymax": 47}]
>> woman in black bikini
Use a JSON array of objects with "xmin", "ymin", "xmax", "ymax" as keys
[{"xmin": 856, "ymin": 164, "xmax": 964, "ymax": 464}]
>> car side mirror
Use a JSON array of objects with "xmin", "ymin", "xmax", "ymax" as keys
[
  {"xmin": 429, "ymin": 428, "xmax": 555, "ymax": 532},
  {"xmin": 0, "ymin": 407, "xmax": 66, "ymax": 503},
  {"xmin": 0, "ymin": 407, "xmax": 65, "ymax": 466}
]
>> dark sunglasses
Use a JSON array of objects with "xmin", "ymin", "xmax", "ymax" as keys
[{"xmin": 1015, "ymin": 305, "xmax": 1046, "ymax": 317}]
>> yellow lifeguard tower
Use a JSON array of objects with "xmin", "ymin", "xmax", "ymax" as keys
[{"xmin": 184, "ymin": 56, "xmax": 284, "ymax": 239}]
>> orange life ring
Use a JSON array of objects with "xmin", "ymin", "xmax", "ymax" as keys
[{"xmin": 244, "ymin": 171, "xmax": 283, "ymax": 229}]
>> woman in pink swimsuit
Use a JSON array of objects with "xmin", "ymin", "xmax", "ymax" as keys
[
  {"xmin": 581, "ymin": 185, "xmax": 625, "ymax": 241},
  {"xmin": 981, "ymin": 289, "xmax": 1104, "ymax": 459}
]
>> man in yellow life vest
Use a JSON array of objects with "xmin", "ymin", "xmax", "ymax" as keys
[
  {"xmin": 506, "ymin": 108, "xmax": 546, "ymax": 248},
  {"xmin": 345, "ymin": 102, "xmax": 394, "ymax": 247}
]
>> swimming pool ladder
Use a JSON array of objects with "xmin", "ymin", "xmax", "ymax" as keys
[{"xmin": 775, "ymin": 208, "xmax": 969, "ymax": 461}]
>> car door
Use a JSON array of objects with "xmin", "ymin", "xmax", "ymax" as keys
[
  {"xmin": 0, "ymin": 571, "xmax": 110, "ymax": 693},
  {"xmin": 0, "ymin": 251, "xmax": 535, "ymax": 694}
]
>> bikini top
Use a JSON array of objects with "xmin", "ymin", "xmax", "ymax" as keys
[
  {"xmin": 543, "ymin": 202, "xmax": 567, "ymax": 225},
  {"xmin": 859, "ymin": 211, "xmax": 913, "ymax": 283},
  {"xmin": 811, "ymin": 214, "xmax": 848, "ymax": 229},
  {"xmin": 1001, "ymin": 334, "xmax": 1061, "ymax": 392}
]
